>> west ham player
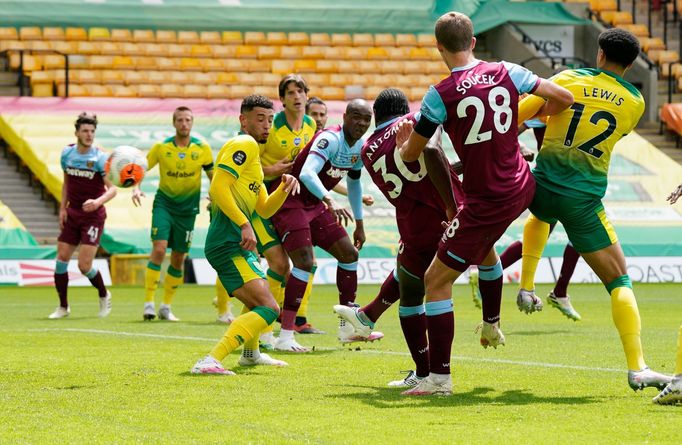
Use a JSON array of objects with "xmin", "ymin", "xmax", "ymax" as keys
[
  {"xmin": 396, "ymin": 11, "xmax": 574, "ymax": 395},
  {"xmin": 335, "ymin": 88, "xmax": 465, "ymax": 388},
  {"xmin": 517, "ymin": 28, "xmax": 671, "ymax": 391},
  {"xmin": 271, "ymin": 99, "xmax": 375, "ymax": 352},
  {"xmin": 49, "ymin": 112, "xmax": 116, "ymax": 319},
  {"xmin": 192, "ymin": 95, "xmax": 299, "ymax": 375}
]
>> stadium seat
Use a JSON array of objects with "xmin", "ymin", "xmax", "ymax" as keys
[
  {"xmin": 380, "ymin": 60, "xmax": 402, "ymax": 74},
  {"xmin": 191, "ymin": 71, "xmax": 216, "ymax": 85},
  {"xmin": 346, "ymin": 47, "xmax": 367, "ymax": 60},
  {"xmin": 119, "ymin": 42, "xmax": 143, "ymax": 56},
  {"xmin": 403, "ymin": 61, "xmax": 424, "ymax": 74},
  {"xmin": 190, "ymin": 44, "xmax": 211, "ymax": 57},
  {"xmin": 210, "ymin": 44, "xmax": 237, "ymax": 58},
  {"xmin": 366, "ymin": 47, "xmax": 389, "ymax": 59},
  {"xmin": 123, "ymin": 70, "xmax": 147, "ymax": 84},
  {"xmin": 408, "ymin": 86, "xmax": 425, "ymax": 101},
  {"xmin": 329, "ymin": 73, "xmax": 352, "ymax": 87},
  {"xmin": 222, "ymin": 31, "xmax": 243, "ymax": 45},
  {"xmin": 50, "ymin": 40, "xmax": 77, "ymax": 54},
  {"xmin": 0, "ymin": 40, "xmax": 26, "ymax": 51},
  {"xmin": 168, "ymin": 71, "xmax": 190, "ymax": 84},
  {"xmin": 43, "ymin": 54, "xmax": 65, "ymax": 69},
  {"xmin": 337, "ymin": 60, "xmax": 360, "ymax": 73},
  {"xmin": 89, "ymin": 28, "xmax": 111, "ymax": 41},
  {"xmin": 0, "ymin": 27, "xmax": 18, "ymax": 40},
  {"xmin": 89, "ymin": 55, "xmax": 114, "ymax": 70},
  {"xmin": 658, "ymin": 50, "xmax": 680, "ymax": 65},
  {"xmin": 293, "ymin": 59, "xmax": 316, "ymax": 72},
  {"xmin": 155, "ymin": 57, "xmax": 179, "ymax": 70},
  {"xmin": 138, "ymin": 83, "xmax": 161, "ymax": 97},
  {"xmin": 206, "ymin": 84, "xmax": 230, "ymax": 99},
  {"xmin": 133, "ymin": 56, "xmax": 156, "ymax": 71},
  {"xmin": 167, "ymin": 44, "xmax": 191, "ymax": 58},
  {"xmin": 216, "ymin": 72, "xmax": 238, "ymax": 84},
  {"xmin": 70, "ymin": 70, "xmax": 101, "ymax": 84},
  {"xmin": 28, "ymin": 40, "xmax": 51, "ymax": 51},
  {"xmin": 132, "ymin": 29, "xmax": 155, "ymax": 43},
  {"xmin": 425, "ymin": 61, "xmax": 447, "ymax": 75},
  {"xmin": 67, "ymin": 54, "xmax": 89, "ymax": 69},
  {"xmin": 374, "ymin": 34, "xmax": 395, "ymax": 47},
  {"xmin": 257, "ymin": 45, "xmax": 280, "ymax": 60},
  {"xmin": 102, "ymin": 69, "xmax": 125, "ymax": 84},
  {"xmin": 183, "ymin": 84, "xmax": 205, "ymax": 98},
  {"xmin": 321, "ymin": 46, "xmax": 346, "ymax": 60},
  {"xmin": 271, "ymin": 59, "xmax": 295, "ymax": 74},
  {"xmin": 30, "ymin": 70, "xmax": 54, "ymax": 85},
  {"xmin": 358, "ymin": 60, "xmax": 382, "ymax": 74},
  {"xmin": 280, "ymin": 46, "xmax": 302, "ymax": 59},
  {"xmin": 19, "ymin": 27, "xmax": 42, "ymax": 40},
  {"xmin": 88, "ymin": 84, "xmax": 113, "ymax": 97},
  {"xmin": 199, "ymin": 31, "xmax": 221, "ymax": 44},
  {"xmin": 245, "ymin": 59, "xmax": 271, "ymax": 72},
  {"xmin": 76, "ymin": 41, "xmax": 100, "ymax": 55},
  {"xmin": 65, "ymin": 27, "xmax": 87, "ymax": 41},
  {"xmin": 156, "ymin": 30, "xmax": 178, "ymax": 44},
  {"xmin": 112, "ymin": 55, "xmax": 135, "ymax": 70},
  {"xmin": 244, "ymin": 32, "xmax": 267, "ymax": 45},
  {"xmin": 100, "ymin": 42, "xmax": 123, "ymax": 55},
  {"xmin": 660, "ymin": 62, "xmax": 682, "ymax": 79},
  {"xmin": 222, "ymin": 58, "xmax": 250, "ymax": 72},
  {"xmin": 236, "ymin": 71, "xmax": 262, "ymax": 86},
  {"xmin": 331, "ymin": 34, "xmax": 352, "ymax": 46},
  {"xmin": 201, "ymin": 58, "xmax": 224, "ymax": 72},
  {"xmin": 590, "ymin": 0, "xmax": 617, "ymax": 12},
  {"xmin": 111, "ymin": 29, "xmax": 133, "ymax": 42},
  {"xmin": 618, "ymin": 24, "xmax": 649, "ymax": 38},
  {"xmin": 417, "ymin": 34, "xmax": 436, "ymax": 47},
  {"xmin": 353, "ymin": 33, "xmax": 374, "ymax": 47},
  {"xmin": 230, "ymin": 84, "xmax": 252, "ymax": 99},
  {"xmin": 179, "ymin": 57, "xmax": 202, "ymax": 71},
  {"xmin": 178, "ymin": 31, "xmax": 200, "ymax": 44},
  {"xmin": 409, "ymin": 47, "xmax": 432, "ymax": 60},
  {"xmin": 320, "ymin": 86, "xmax": 345, "ymax": 100},
  {"xmin": 641, "ymin": 37, "xmax": 666, "ymax": 52},
  {"xmin": 305, "ymin": 73, "xmax": 330, "ymax": 88},
  {"xmin": 266, "ymin": 32, "xmax": 288, "ymax": 45},
  {"xmin": 139, "ymin": 43, "xmax": 164, "ymax": 57},
  {"xmin": 31, "ymin": 82, "xmax": 54, "ymax": 97},
  {"xmin": 396, "ymin": 34, "xmax": 418, "ymax": 46},
  {"xmin": 386, "ymin": 47, "xmax": 410, "ymax": 59},
  {"xmin": 309, "ymin": 33, "xmax": 331, "ymax": 46},
  {"xmin": 315, "ymin": 59, "xmax": 338, "ymax": 73},
  {"xmin": 58, "ymin": 83, "xmax": 87, "ymax": 97},
  {"xmin": 9, "ymin": 53, "xmax": 41, "ymax": 71},
  {"xmin": 111, "ymin": 84, "xmax": 137, "ymax": 97},
  {"xmin": 160, "ymin": 83, "xmax": 183, "ymax": 98},
  {"xmin": 288, "ymin": 32, "xmax": 310, "ymax": 46},
  {"xmin": 236, "ymin": 45, "xmax": 258, "ymax": 58}
]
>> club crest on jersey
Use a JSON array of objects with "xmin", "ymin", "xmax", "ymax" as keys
[
  {"xmin": 351, "ymin": 155, "xmax": 358, "ymax": 164},
  {"xmin": 178, "ymin": 152, "xmax": 186, "ymax": 159},
  {"xmin": 294, "ymin": 137, "xmax": 301, "ymax": 146},
  {"xmin": 317, "ymin": 138, "xmax": 329, "ymax": 149},
  {"xmin": 86, "ymin": 160, "xmax": 94, "ymax": 168},
  {"xmin": 233, "ymin": 150, "xmax": 246, "ymax": 165},
  {"xmin": 165, "ymin": 151, "xmax": 172, "ymax": 157},
  {"xmin": 191, "ymin": 151, "xmax": 199, "ymax": 160}
]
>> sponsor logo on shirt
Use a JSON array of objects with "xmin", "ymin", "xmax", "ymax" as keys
[
  {"xmin": 317, "ymin": 138, "xmax": 329, "ymax": 149},
  {"xmin": 248, "ymin": 181, "xmax": 261, "ymax": 195},
  {"xmin": 65, "ymin": 167, "xmax": 96, "ymax": 179},
  {"xmin": 326, "ymin": 166, "xmax": 347, "ymax": 179},
  {"xmin": 191, "ymin": 151, "xmax": 199, "ymax": 160},
  {"xmin": 233, "ymin": 150, "xmax": 246, "ymax": 166},
  {"xmin": 166, "ymin": 171, "xmax": 196, "ymax": 178}
]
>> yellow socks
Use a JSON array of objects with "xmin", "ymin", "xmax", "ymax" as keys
[
  {"xmin": 144, "ymin": 262, "xmax": 161, "ymax": 303},
  {"xmin": 266, "ymin": 269, "xmax": 285, "ymax": 307},
  {"xmin": 209, "ymin": 307, "xmax": 278, "ymax": 361},
  {"xmin": 675, "ymin": 325, "xmax": 682, "ymax": 375},
  {"xmin": 215, "ymin": 278, "xmax": 230, "ymax": 314},
  {"xmin": 297, "ymin": 265, "xmax": 316, "ymax": 319},
  {"xmin": 520, "ymin": 213, "xmax": 550, "ymax": 291},
  {"xmin": 608, "ymin": 276, "xmax": 646, "ymax": 371},
  {"xmin": 162, "ymin": 265, "xmax": 183, "ymax": 305}
]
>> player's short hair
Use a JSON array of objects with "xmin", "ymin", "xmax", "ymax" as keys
[
  {"xmin": 373, "ymin": 88, "xmax": 409, "ymax": 124},
  {"xmin": 435, "ymin": 12, "xmax": 474, "ymax": 53},
  {"xmin": 278, "ymin": 74, "xmax": 309, "ymax": 99},
  {"xmin": 172, "ymin": 106, "xmax": 193, "ymax": 122},
  {"xmin": 598, "ymin": 28, "xmax": 640, "ymax": 68},
  {"xmin": 240, "ymin": 95, "xmax": 274, "ymax": 113},
  {"xmin": 74, "ymin": 112, "xmax": 97, "ymax": 130},
  {"xmin": 305, "ymin": 96, "xmax": 326, "ymax": 113}
]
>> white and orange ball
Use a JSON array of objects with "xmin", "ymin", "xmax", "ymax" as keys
[{"xmin": 105, "ymin": 146, "xmax": 147, "ymax": 188}]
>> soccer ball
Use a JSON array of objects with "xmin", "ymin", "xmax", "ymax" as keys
[{"xmin": 105, "ymin": 146, "xmax": 147, "ymax": 188}]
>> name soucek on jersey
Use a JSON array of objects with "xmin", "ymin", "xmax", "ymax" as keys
[
  {"xmin": 530, "ymin": 68, "xmax": 645, "ymax": 199},
  {"xmin": 146, "ymin": 135, "xmax": 214, "ymax": 215}
]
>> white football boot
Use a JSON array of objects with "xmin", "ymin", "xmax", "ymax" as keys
[
  {"xmin": 388, "ymin": 370, "xmax": 424, "ymax": 388},
  {"xmin": 628, "ymin": 367, "xmax": 672, "ymax": 391},
  {"xmin": 337, "ymin": 317, "xmax": 384, "ymax": 345},
  {"xmin": 402, "ymin": 374, "xmax": 452, "ymax": 396},
  {"xmin": 48, "ymin": 306, "xmax": 70, "ymax": 319},
  {"xmin": 546, "ymin": 291, "xmax": 581, "ymax": 321},
  {"xmin": 517, "ymin": 288, "xmax": 543, "ymax": 314},
  {"xmin": 238, "ymin": 350, "xmax": 288, "ymax": 367},
  {"xmin": 274, "ymin": 330, "xmax": 311, "ymax": 353},
  {"xmin": 191, "ymin": 355, "xmax": 235, "ymax": 375},
  {"xmin": 143, "ymin": 302, "xmax": 156, "ymax": 321},
  {"xmin": 333, "ymin": 304, "xmax": 372, "ymax": 338},
  {"xmin": 475, "ymin": 321, "xmax": 506, "ymax": 349},
  {"xmin": 98, "ymin": 290, "xmax": 112, "ymax": 318},
  {"xmin": 653, "ymin": 375, "xmax": 682, "ymax": 405},
  {"xmin": 158, "ymin": 304, "xmax": 180, "ymax": 322}
]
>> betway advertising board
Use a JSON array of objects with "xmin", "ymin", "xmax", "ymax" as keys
[{"xmin": 0, "ymin": 259, "xmax": 112, "ymax": 286}]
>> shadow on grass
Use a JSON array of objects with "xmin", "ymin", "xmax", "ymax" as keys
[
  {"xmin": 506, "ymin": 330, "xmax": 572, "ymax": 336},
  {"xmin": 326, "ymin": 385, "xmax": 600, "ymax": 408}
]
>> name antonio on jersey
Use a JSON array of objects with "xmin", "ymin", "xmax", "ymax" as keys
[{"xmin": 364, "ymin": 123, "xmax": 400, "ymax": 161}]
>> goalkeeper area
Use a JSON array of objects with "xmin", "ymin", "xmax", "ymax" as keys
[{"xmin": 1, "ymin": 282, "xmax": 680, "ymax": 444}]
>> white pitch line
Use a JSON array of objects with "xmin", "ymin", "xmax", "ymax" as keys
[{"xmin": 28, "ymin": 328, "xmax": 625, "ymax": 374}]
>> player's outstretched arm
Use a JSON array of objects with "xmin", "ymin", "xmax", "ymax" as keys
[
  {"xmin": 300, "ymin": 152, "xmax": 353, "ymax": 226},
  {"xmin": 83, "ymin": 176, "xmax": 117, "ymax": 213},
  {"xmin": 331, "ymin": 183, "xmax": 374, "ymax": 206},
  {"xmin": 530, "ymin": 78, "xmax": 574, "ymax": 118},
  {"xmin": 423, "ymin": 126, "xmax": 457, "ymax": 221},
  {"xmin": 59, "ymin": 173, "xmax": 68, "ymax": 229},
  {"xmin": 668, "ymin": 183, "xmax": 682, "ymax": 204},
  {"xmin": 397, "ymin": 119, "xmax": 430, "ymax": 163},
  {"xmin": 262, "ymin": 157, "xmax": 294, "ymax": 177},
  {"xmin": 255, "ymin": 174, "xmax": 299, "ymax": 219},
  {"xmin": 209, "ymin": 168, "xmax": 257, "ymax": 250}
]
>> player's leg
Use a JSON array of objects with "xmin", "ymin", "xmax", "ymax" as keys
[
  {"xmin": 476, "ymin": 248, "xmax": 505, "ymax": 349},
  {"xmin": 295, "ymin": 264, "xmax": 322, "ymax": 334},
  {"xmin": 77, "ymin": 243, "xmax": 111, "ymax": 318},
  {"xmin": 49, "ymin": 241, "xmax": 77, "ymax": 318},
  {"xmin": 159, "ymin": 214, "xmax": 195, "ymax": 321},
  {"xmin": 547, "ymin": 242, "xmax": 581, "ymax": 321},
  {"xmin": 214, "ymin": 277, "xmax": 235, "ymax": 324},
  {"xmin": 259, "ymin": 243, "xmax": 290, "ymax": 346},
  {"xmin": 144, "ymin": 206, "xmax": 171, "ymax": 319},
  {"xmin": 517, "ymin": 213, "xmax": 550, "ymax": 313},
  {"xmin": 653, "ymin": 325, "xmax": 682, "ymax": 404}
]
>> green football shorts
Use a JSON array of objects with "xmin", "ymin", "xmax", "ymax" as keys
[
  {"xmin": 151, "ymin": 206, "xmax": 197, "ymax": 253},
  {"xmin": 205, "ymin": 243, "xmax": 266, "ymax": 295}
]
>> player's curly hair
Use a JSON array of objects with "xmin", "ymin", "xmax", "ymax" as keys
[
  {"xmin": 74, "ymin": 112, "xmax": 97, "ymax": 130},
  {"xmin": 373, "ymin": 88, "xmax": 410, "ymax": 126},
  {"xmin": 240, "ymin": 95, "xmax": 274, "ymax": 113},
  {"xmin": 598, "ymin": 28, "xmax": 640, "ymax": 68}
]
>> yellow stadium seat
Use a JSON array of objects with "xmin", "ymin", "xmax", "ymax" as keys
[
  {"xmin": 329, "ymin": 73, "xmax": 352, "ymax": 87},
  {"xmin": 201, "ymin": 58, "xmax": 224, "ymax": 72},
  {"xmin": 417, "ymin": 34, "xmax": 436, "ymax": 47},
  {"xmin": 658, "ymin": 50, "xmax": 680, "ymax": 64},
  {"xmin": 293, "ymin": 59, "xmax": 316, "ymax": 72},
  {"xmin": 58, "ymin": 83, "xmax": 88, "ymax": 97},
  {"xmin": 100, "ymin": 42, "xmax": 123, "ymax": 55},
  {"xmin": 70, "ymin": 70, "xmax": 101, "ymax": 84},
  {"xmin": 190, "ymin": 45, "xmax": 211, "ymax": 58},
  {"xmin": 88, "ymin": 84, "xmax": 113, "ymax": 97},
  {"xmin": 154, "ymin": 57, "xmax": 179, "ymax": 70},
  {"xmin": 387, "ymin": 47, "xmax": 410, "ymax": 59},
  {"xmin": 315, "ymin": 59, "xmax": 338, "ymax": 73},
  {"xmin": 133, "ymin": 56, "xmax": 156, "ymax": 71},
  {"xmin": 0, "ymin": 41, "xmax": 27, "ymax": 52},
  {"xmin": 155, "ymin": 30, "xmax": 177, "ymax": 44},
  {"xmin": 358, "ymin": 60, "xmax": 383, "ymax": 74},
  {"xmin": 222, "ymin": 31, "xmax": 243, "ymax": 45},
  {"xmin": 280, "ymin": 46, "xmax": 302, "ymax": 59},
  {"xmin": 408, "ymin": 86, "xmax": 425, "ymax": 101},
  {"xmin": 260, "ymin": 72, "xmax": 281, "ymax": 85},
  {"xmin": 244, "ymin": 32, "xmax": 266, "ymax": 45},
  {"xmin": 89, "ymin": 28, "xmax": 111, "ymax": 41},
  {"xmin": 119, "ymin": 42, "xmax": 144, "ymax": 56},
  {"xmin": 428, "ymin": 47, "xmax": 440, "ymax": 60},
  {"xmin": 199, "ymin": 31, "xmax": 221, "ymax": 44},
  {"xmin": 364, "ymin": 85, "xmax": 385, "ymax": 100},
  {"xmin": 611, "ymin": 12, "xmax": 633, "ymax": 25},
  {"xmin": 374, "ymin": 34, "xmax": 395, "ymax": 47},
  {"xmin": 76, "ymin": 41, "xmax": 100, "ymax": 55},
  {"xmin": 210, "ymin": 44, "xmax": 237, "ymax": 58},
  {"xmin": 301, "ymin": 46, "xmax": 325, "ymax": 59},
  {"xmin": 305, "ymin": 73, "xmax": 329, "ymax": 87},
  {"xmin": 309, "ymin": 33, "xmax": 330, "ymax": 46},
  {"xmin": 331, "ymin": 33, "xmax": 352, "ymax": 46},
  {"xmin": 660, "ymin": 62, "xmax": 682, "ymax": 78},
  {"xmin": 102, "ymin": 70, "xmax": 125, "ymax": 84},
  {"xmin": 350, "ymin": 74, "xmax": 369, "ymax": 86},
  {"xmin": 123, "ymin": 70, "xmax": 147, "ymax": 84},
  {"xmin": 258, "ymin": 46, "xmax": 281, "ymax": 59},
  {"xmin": 0, "ymin": 27, "xmax": 18, "ymax": 40},
  {"xmin": 132, "ymin": 29, "xmax": 155, "ymax": 43},
  {"xmin": 111, "ymin": 85, "xmax": 137, "ymax": 97},
  {"xmin": 321, "ymin": 46, "xmax": 346, "ymax": 59},
  {"xmin": 30, "ymin": 70, "xmax": 54, "ymax": 84},
  {"xmin": 178, "ymin": 31, "xmax": 199, "ymax": 44},
  {"xmin": 236, "ymin": 71, "xmax": 262, "ymax": 86},
  {"xmin": 346, "ymin": 47, "xmax": 367, "ymax": 60},
  {"xmin": 642, "ymin": 37, "xmax": 666, "ymax": 52},
  {"xmin": 366, "ymin": 47, "xmax": 389, "ymax": 59},
  {"xmin": 112, "ymin": 55, "xmax": 135, "ymax": 69},
  {"xmin": 49, "ymin": 41, "xmax": 76, "ymax": 54},
  {"xmin": 590, "ymin": 0, "xmax": 617, "ymax": 12},
  {"xmin": 246, "ymin": 58, "xmax": 271, "ymax": 72},
  {"xmin": 147, "ymin": 70, "xmax": 170, "ymax": 84},
  {"xmin": 618, "ymin": 24, "xmax": 649, "ymax": 38},
  {"xmin": 267, "ymin": 32, "xmax": 288, "ymax": 45},
  {"xmin": 183, "ymin": 84, "xmax": 205, "ymax": 98},
  {"xmin": 396, "ymin": 34, "xmax": 417, "ymax": 46},
  {"xmin": 337, "ymin": 60, "xmax": 360, "ymax": 73},
  {"xmin": 168, "ymin": 71, "xmax": 191, "ymax": 84},
  {"xmin": 139, "ymin": 43, "xmax": 164, "ymax": 57},
  {"xmin": 252, "ymin": 84, "xmax": 275, "ymax": 98},
  {"xmin": 167, "ymin": 44, "xmax": 191, "ymax": 58},
  {"xmin": 271, "ymin": 59, "xmax": 295, "ymax": 74},
  {"xmin": 320, "ymin": 86, "xmax": 345, "ymax": 100},
  {"xmin": 191, "ymin": 72, "xmax": 215, "ymax": 85},
  {"xmin": 222, "ymin": 58, "xmax": 250, "ymax": 71},
  {"xmin": 403, "ymin": 61, "xmax": 424, "ymax": 74},
  {"xmin": 69, "ymin": 54, "xmax": 90, "ymax": 69},
  {"xmin": 425, "ymin": 60, "xmax": 447, "ymax": 75},
  {"xmin": 353, "ymin": 33, "xmax": 374, "ymax": 47},
  {"xmin": 138, "ymin": 84, "xmax": 161, "ymax": 97},
  {"xmin": 65, "ymin": 27, "xmax": 87, "ymax": 41},
  {"xmin": 32, "ymin": 83, "xmax": 54, "ymax": 97},
  {"xmin": 236, "ymin": 45, "xmax": 258, "ymax": 58},
  {"xmin": 43, "ymin": 54, "xmax": 65, "ymax": 69},
  {"xmin": 380, "ymin": 61, "xmax": 402, "ymax": 74},
  {"xmin": 409, "ymin": 47, "xmax": 431, "ymax": 60},
  {"xmin": 230, "ymin": 84, "xmax": 252, "ymax": 99},
  {"xmin": 206, "ymin": 84, "xmax": 230, "ymax": 99},
  {"xmin": 216, "ymin": 72, "xmax": 238, "ymax": 84},
  {"xmin": 289, "ymin": 32, "xmax": 309, "ymax": 46},
  {"xmin": 19, "ymin": 27, "xmax": 42, "ymax": 40},
  {"xmin": 111, "ymin": 29, "xmax": 133, "ymax": 42},
  {"xmin": 28, "ymin": 40, "xmax": 51, "ymax": 51},
  {"xmin": 89, "ymin": 55, "xmax": 114, "ymax": 70}
]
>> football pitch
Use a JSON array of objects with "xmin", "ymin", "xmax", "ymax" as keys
[{"xmin": 1, "ymin": 283, "xmax": 680, "ymax": 444}]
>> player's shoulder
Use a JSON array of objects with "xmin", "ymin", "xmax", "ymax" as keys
[
  {"xmin": 222, "ymin": 134, "xmax": 258, "ymax": 154},
  {"xmin": 61, "ymin": 143, "xmax": 76, "ymax": 156},
  {"xmin": 190, "ymin": 135, "xmax": 211, "ymax": 150},
  {"xmin": 272, "ymin": 111, "xmax": 288, "ymax": 130},
  {"xmin": 302, "ymin": 114, "xmax": 316, "ymax": 131}
]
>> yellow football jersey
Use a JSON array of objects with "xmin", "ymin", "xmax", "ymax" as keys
[
  {"xmin": 214, "ymin": 134, "xmax": 264, "ymax": 219},
  {"xmin": 147, "ymin": 135, "xmax": 213, "ymax": 214},
  {"xmin": 259, "ymin": 111, "xmax": 316, "ymax": 181},
  {"xmin": 530, "ymin": 68, "xmax": 645, "ymax": 199}
]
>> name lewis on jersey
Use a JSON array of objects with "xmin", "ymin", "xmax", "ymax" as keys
[
  {"xmin": 582, "ymin": 87, "xmax": 624, "ymax": 106},
  {"xmin": 65, "ymin": 167, "xmax": 96, "ymax": 179},
  {"xmin": 456, "ymin": 74, "xmax": 497, "ymax": 95}
]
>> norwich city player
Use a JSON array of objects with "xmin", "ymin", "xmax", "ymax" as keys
[
  {"xmin": 192, "ymin": 95, "xmax": 299, "ymax": 374},
  {"xmin": 517, "ymin": 28, "xmax": 672, "ymax": 391},
  {"xmin": 132, "ymin": 106, "xmax": 214, "ymax": 321}
]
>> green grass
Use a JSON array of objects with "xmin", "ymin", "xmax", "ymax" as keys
[{"xmin": 0, "ymin": 283, "xmax": 680, "ymax": 444}]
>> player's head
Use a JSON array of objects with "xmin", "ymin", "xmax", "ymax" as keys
[
  {"xmin": 306, "ymin": 97, "xmax": 328, "ymax": 130},
  {"xmin": 240, "ymin": 95, "xmax": 275, "ymax": 144},
  {"xmin": 373, "ymin": 88, "xmax": 410, "ymax": 127},
  {"xmin": 74, "ymin": 112, "xmax": 97, "ymax": 147},
  {"xmin": 343, "ymin": 99, "xmax": 372, "ymax": 143},
  {"xmin": 279, "ymin": 74, "xmax": 309, "ymax": 115},
  {"xmin": 597, "ymin": 28, "xmax": 640, "ymax": 70},
  {"xmin": 435, "ymin": 12, "xmax": 475, "ymax": 55},
  {"xmin": 172, "ymin": 106, "xmax": 193, "ymax": 138}
]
